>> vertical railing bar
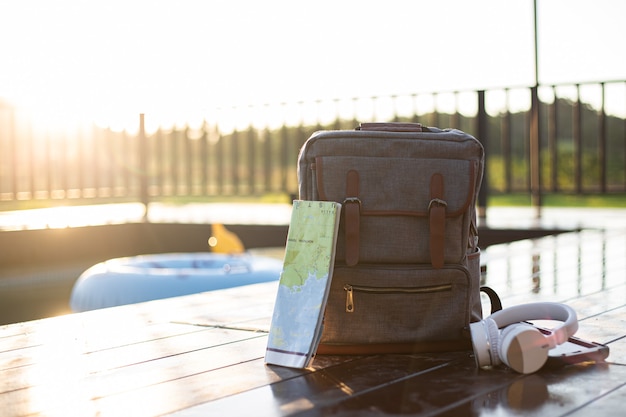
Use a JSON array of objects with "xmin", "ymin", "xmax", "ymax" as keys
[
  {"xmin": 263, "ymin": 127, "xmax": 272, "ymax": 194},
  {"xmin": 247, "ymin": 125, "xmax": 256, "ymax": 195},
  {"xmin": 28, "ymin": 125, "xmax": 35, "ymax": 199},
  {"xmin": 334, "ymin": 98, "xmax": 342, "ymax": 128},
  {"xmin": 574, "ymin": 84, "xmax": 582, "ymax": 194},
  {"xmin": 9, "ymin": 107, "xmax": 18, "ymax": 200},
  {"xmin": 477, "ymin": 90, "xmax": 488, "ymax": 221},
  {"xmin": 179, "ymin": 127, "xmax": 185, "ymax": 195},
  {"xmin": 351, "ymin": 97, "xmax": 358, "ymax": 127},
  {"xmin": 216, "ymin": 128, "xmax": 222, "ymax": 195},
  {"xmin": 131, "ymin": 128, "xmax": 139, "ymax": 197},
  {"xmin": 200, "ymin": 123, "xmax": 209, "ymax": 196},
  {"xmin": 107, "ymin": 128, "xmax": 115, "ymax": 196},
  {"xmin": 46, "ymin": 131, "xmax": 52, "ymax": 198},
  {"xmin": 529, "ymin": 85, "xmax": 542, "ymax": 212},
  {"xmin": 149, "ymin": 124, "xmax": 155, "ymax": 198},
  {"xmin": 370, "ymin": 96, "xmax": 377, "ymax": 123},
  {"xmin": 502, "ymin": 88, "xmax": 512, "ymax": 193},
  {"xmin": 411, "ymin": 93, "xmax": 419, "ymax": 124},
  {"xmin": 184, "ymin": 126, "xmax": 193, "ymax": 195},
  {"xmin": 171, "ymin": 128, "xmax": 179, "ymax": 196},
  {"xmin": 92, "ymin": 124, "xmax": 99, "ymax": 197},
  {"xmin": 298, "ymin": 98, "xmax": 308, "ymax": 196},
  {"xmin": 77, "ymin": 126, "xmax": 83, "ymax": 197},
  {"xmin": 549, "ymin": 85, "xmax": 558, "ymax": 192},
  {"xmin": 128, "ymin": 129, "xmax": 134, "ymax": 197},
  {"xmin": 451, "ymin": 91, "xmax": 460, "ymax": 128},
  {"xmin": 61, "ymin": 132, "xmax": 68, "ymax": 198},
  {"xmin": 432, "ymin": 92, "xmax": 440, "ymax": 127},
  {"xmin": 215, "ymin": 130, "xmax": 223, "ymax": 195},
  {"xmin": 107, "ymin": 128, "xmax": 115, "ymax": 197},
  {"xmin": 156, "ymin": 128, "xmax": 165, "ymax": 196},
  {"xmin": 138, "ymin": 114, "xmax": 149, "ymax": 218},
  {"xmin": 231, "ymin": 129, "xmax": 240, "ymax": 195},
  {"xmin": 599, "ymin": 82, "xmax": 607, "ymax": 193},
  {"xmin": 159, "ymin": 128, "xmax": 166, "ymax": 196},
  {"xmin": 164, "ymin": 128, "xmax": 171, "ymax": 196},
  {"xmin": 389, "ymin": 95, "xmax": 398, "ymax": 123},
  {"xmin": 135, "ymin": 128, "xmax": 140, "ymax": 197},
  {"xmin": 121, "ymin": 130, "xmax": 130, "ymax": 196},
  {"xmin": 278, "ymin": 123, "xmax": 286, "ymax": 192},
  {"xmin": 313, "ymin": 101, "xmax": 320, "ymax": 129}
]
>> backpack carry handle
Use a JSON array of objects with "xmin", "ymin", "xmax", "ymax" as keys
[{"xmin": 357, "ymin": 122, "xmax": 424, "ymax": 132}]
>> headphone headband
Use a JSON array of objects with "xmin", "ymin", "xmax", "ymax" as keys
[{"xmin": 488, "ymin": 302, "xmax": 578, "ymax": 347}]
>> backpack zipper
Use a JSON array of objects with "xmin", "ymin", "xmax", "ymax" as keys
[{"xmin": 343, "ymin": 283, "xmax": 453, "ymax": 313}]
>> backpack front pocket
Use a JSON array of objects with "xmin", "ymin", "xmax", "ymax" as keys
[
  {"xmin": 343, "ymin": 283, "xmax": 453, "ymax": 313},
  {"xmin": 320, "ymin": 265, "xmax": 471, "ymax": 346}
]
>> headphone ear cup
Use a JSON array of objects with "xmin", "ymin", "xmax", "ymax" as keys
[
  {"xmin": 499, "ymin": 323, "xmax": 549, "ymax": 374},
  {"xmin": 486, "ymin": 319, "xmax": 501, "ymax": 367},
  {"xmin": 471, "ymin": 318, "xmax": 502, "ymax": 368}
]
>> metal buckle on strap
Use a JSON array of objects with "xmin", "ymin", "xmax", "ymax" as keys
[
  {"xmin": 343, "ymin": 197, "xmax": 362, "ymax": 208},
  {"xmin": 428, "ymin": 198, "xmax": 447, "ymax": 210}
]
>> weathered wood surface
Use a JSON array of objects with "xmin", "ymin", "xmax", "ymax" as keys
[{"xmin": 1, "ymin": 227, "xmax": 625, "ymax": 417}]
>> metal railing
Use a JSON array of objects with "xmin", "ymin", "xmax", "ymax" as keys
[{"xmin": 1, "ymin": 80, "xmax": 625, "ymax": 212}]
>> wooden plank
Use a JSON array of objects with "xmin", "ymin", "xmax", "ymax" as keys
[
  {"xmin": 0, "ymin": 280, "xmax": 277, "ymax": 368},
  {"xmin": 84, "ymin": 353, "xmax": 311, "ymax": 417},
  {"xmin": 312, "ymin": 361, "xmax": 626, "ymax": 417},
  {"xmin": 165, "ymin": 281, "xmax": 277, "ymax": 329},
  {"xmin": 0, "ymin": 304, "xmax": 173, "ymax": 341},
  {"xmin": 166, "ymin": 352, "xmax": 468, "ymax": 417},
  {"xmin": 0, "ymin": 326, "xmax": 266, "ymax": 393},
  {"xmin": 574, "ymin": 304, "xmax": 626, "ymax": 345},
  {"xmin": 571, "ymin": 334, "xmax": 626, "ymax": 417},
  {"xmin": 576, "ymin": 308, "xmax": 626, "ymax": 366},
  {"xmin": 165, "ymin": 353, "xmax": 626, "ymax": 417},
  {"xmin": 0, "ymin": 322, "xmax": 201, "ymax": 369},
  {"xmin": 0, "ymin": 281, "xmax": 279, "ymax": 417},
  {"xmin": 566, "ymin": 374, "xmax": 626, "ymax": 416},
  {"xmin": 428, "ymin": 363, "xmax": 626, "ymax": 417},
  {"xmin": 0, "ymin": 280, "xmax": 278, "ymax": 342},
  {"xmin": 0, "ymin": 334, "xmax": 270, "ymax": 417}
]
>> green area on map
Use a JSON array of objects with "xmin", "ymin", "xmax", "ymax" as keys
[{"xmin": 279, "ymin": 202, "xmax": 338, "ymax": 289}]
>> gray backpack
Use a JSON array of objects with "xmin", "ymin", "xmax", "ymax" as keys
[{"xmin": 297, "ymin": 122, "xmax": 485, "ymax": 354}]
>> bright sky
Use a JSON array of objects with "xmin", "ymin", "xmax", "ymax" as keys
[{"xmin": 1, "ymin": 0, "xmax": 625, "ymax": 131}]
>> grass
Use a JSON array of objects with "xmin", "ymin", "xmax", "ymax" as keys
[
  {"xmin": 0, "ymin": 193, "xmax": 293, "ymax": 212},
  {"xmin": 488, "ymin": 193, "xmax": 626, "ymax": 208},
  {"xmin": 155, "ymin": 193, "xmax": 292, "ymax": 205},
  {"xmin": 1, "ymin": 192, "xmax": 624, "ymax": 212}
]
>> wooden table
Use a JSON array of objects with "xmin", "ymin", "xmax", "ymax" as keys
[{"xmin": 2, "ymin": 227, "xmax": 625, "ymax": 417}]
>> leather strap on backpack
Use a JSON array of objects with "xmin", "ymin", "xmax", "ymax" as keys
[
  {"xmin": 480, "ymin": 286, "xmax": 503, "ymax": 314},
  {"xmin": 344, "ymin": 170, "xmax": 360, "ymax": 266},
  {"xmin": 429, "ymin": 173, "xmax": 446, "ymax": 269}
]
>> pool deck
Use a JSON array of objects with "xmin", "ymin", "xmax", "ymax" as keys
[
  {"xmin": 1, "ymin": 202, "xmax": 624, "ymax": 231},
  {"xmin": 1, "ymin": 206, "xmax": 625, "ymax": 416}
]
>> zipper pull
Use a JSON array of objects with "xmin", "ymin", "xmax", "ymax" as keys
[{"xmin": 344, "ymin": 285, "xmax": 354, "ymax": 313}]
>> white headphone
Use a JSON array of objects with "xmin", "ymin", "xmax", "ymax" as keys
[{"xmin": 470, "ymin": 302, "xmax": 578, "ymax": 374}]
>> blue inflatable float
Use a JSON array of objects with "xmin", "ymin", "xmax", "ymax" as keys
[{"xmin": 70, "ymin": 252, "xmax": 283, "ymax": 312}]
